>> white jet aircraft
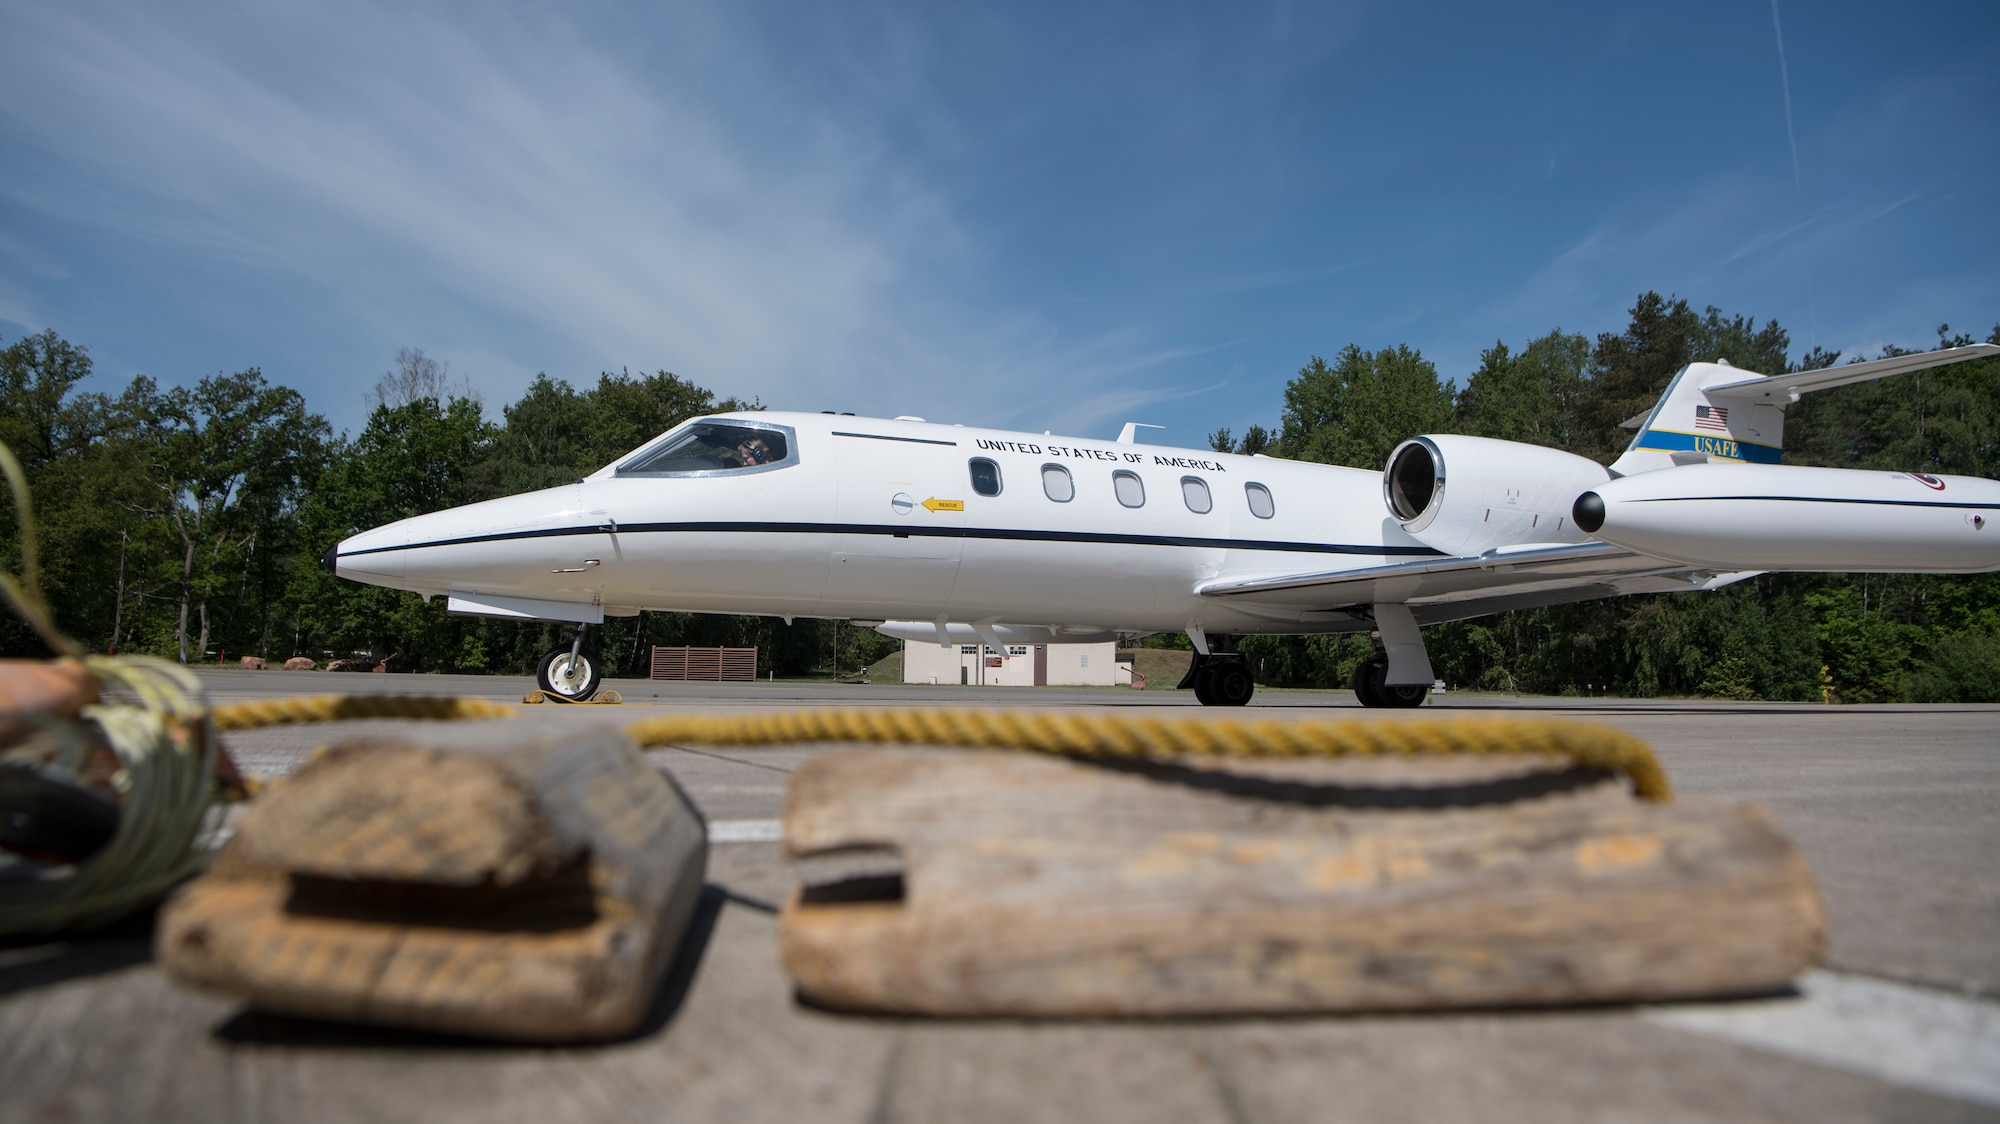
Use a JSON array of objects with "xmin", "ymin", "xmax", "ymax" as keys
[{"xmin": 328, "ymin": 344, "xmax": 2000, "ymax": 705}]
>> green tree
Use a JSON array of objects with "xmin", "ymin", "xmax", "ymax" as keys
[
  {"xmin": 124, "ymin": 371, "xmax": 328, "ymax": 663},
  {"xmin": 1909, "ymin": 629, "xmax": 2000, "ymax": 702},
  {"xmin": 1453, "ymin": 330, "xmax": 1589, "ymax": 448},
  {"xmin": 288, "ymin": 394, "xmax": 493, "ymax": 668},
  {"xmin": 1806, "ymin": 587, "xmax": 1913, "ymax": 703},
  {"xmin": 0, "ymin": 330, "xmax": 94, "ymax": 470},
  {"xmin": 1276, "ymin": 345, "xmax": 1454, "ymax": 469},
  {"xmin": 0, "ymin": 331, "xmax": 138, "ymax": 655},
  {"xmin": 1207, "ymin": 424, "xmax": 1272, "ymax": 456}
]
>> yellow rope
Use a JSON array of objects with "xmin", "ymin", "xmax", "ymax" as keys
[
  {"xmin": 520, "ymin": 688, "xmax": 624, "ymax": 705},
  {"xmin": 206, "ymin": 695, "xmax": 1671, "ymax": 802},
  {"xmin": 623, "ymin": 710, "xmax": 1672, "ymax": 801},
  {"xmin": 209, "ymin": 694, "xmax": 517, "ymax": 730}
]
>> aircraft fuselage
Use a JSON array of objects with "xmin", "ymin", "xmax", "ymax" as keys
[{"xmin": 332, "ymin": 412, "xmax": 1444, "ymax": 636}]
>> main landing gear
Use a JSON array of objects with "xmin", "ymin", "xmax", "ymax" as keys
[
  {"xmin": 536, "ymin": 628, "xmax": 603, "ymax": 701},
  {"xmin": 1350, "ymin": 656, "xmax": 1427, "ymax": 708},
  {"xmin": 1345, "ymin": 601, "xmax": 1434, "ymax": 709},
  {"xmin": 1181, "ymin": 650, "xmax": 1255, "ymax": 707}
]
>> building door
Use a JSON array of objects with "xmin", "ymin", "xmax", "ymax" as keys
[{"xmin": 1033, "ymin": 645, "xmax": 1048, "ymax": 686}]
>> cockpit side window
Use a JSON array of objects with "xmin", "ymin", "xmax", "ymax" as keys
[{"xmin": 616, "ymin": 421, "xmax": 796, "ymax": 476}]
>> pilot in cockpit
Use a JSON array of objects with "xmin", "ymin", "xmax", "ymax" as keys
[
  {"xmin": 619, "ymin": 423, "xmax": 787, "ymax": 475},
  {"xmin": 736, "ymin": 435, "xmax": 774, "ymax": 466}
]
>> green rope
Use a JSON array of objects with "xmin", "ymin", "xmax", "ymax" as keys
[
  {"xmin": 0, "ymin": 437, "xmax": 221, "ymax": 937},
  {"xmin": 1, "ymin": 658, "xmax": 221, "ymax": 938}
]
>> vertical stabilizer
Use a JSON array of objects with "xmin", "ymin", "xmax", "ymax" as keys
[{"xmin": 1609, "ymin": 362, "xmax": 1786, "ymax": 476}]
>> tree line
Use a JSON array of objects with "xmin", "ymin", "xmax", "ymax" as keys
[{"xmin": 3, "ymin": 291, "xmax": 1996, "ymax": 699}]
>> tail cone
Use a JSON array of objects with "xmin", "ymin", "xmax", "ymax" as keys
[{"xmin": 1572, "ymin": 491, "xmax": 1606, "ymax": 533}]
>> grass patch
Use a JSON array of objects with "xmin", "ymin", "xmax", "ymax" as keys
[{"xmin": 1120, "ymin": 648, "xmax": 1191, "ymax": 689}]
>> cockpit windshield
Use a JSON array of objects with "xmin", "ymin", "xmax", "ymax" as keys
[{"xmin": 615, "ymin": 420, "xmax": 796, "ymax": 476}]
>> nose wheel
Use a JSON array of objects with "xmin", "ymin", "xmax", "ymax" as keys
[{"xmin": 536, "ymin": 634, "xmax": 603, "ymax": 701}]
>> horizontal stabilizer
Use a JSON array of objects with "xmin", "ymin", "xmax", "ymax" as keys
[
  {"xmin": 1703, "ymin": 344, "xmax": 1999, "ymax": 403},
  {"xmin": 1612, "ymin": 343, "xmax": 1998, "ymax": 476}
]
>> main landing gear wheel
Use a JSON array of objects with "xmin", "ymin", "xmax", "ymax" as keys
[
  {"xmin": 1210, "ymin": 663, "xmax": 1254, "ymax": 706},
  {"xmin": 1351, "ymin": 656, "xmax": 1425, "ymax": 709},
  {"xmin": 1192, "ymin": 665, "xmax": 1217, "ymax": 706},
  {"xmin": 536, "ymin": 645, "xmax": 602, "ymax": 701},
  {"xmin": 1189, "ymin": 660, "xmax": 1255, "ymax": 706}
]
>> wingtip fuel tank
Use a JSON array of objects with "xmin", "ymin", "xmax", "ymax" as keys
[{"xmin": 1572, "ymin": 464, "xmax": 2000, "ymax": 573}]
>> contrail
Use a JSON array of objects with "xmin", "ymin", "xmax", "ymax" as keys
[
  {"xmin": 1770, "ymin": 0, "xmax": 1802, "ymax": 198},
  {"xmin": 1770, "ymin": 0, "xmax": 1815, "ymax": 351}
]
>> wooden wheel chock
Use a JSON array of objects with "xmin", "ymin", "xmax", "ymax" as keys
[{"xmin": 779, "ymin": 749, "xmax": 1823, "ymax": 1016}]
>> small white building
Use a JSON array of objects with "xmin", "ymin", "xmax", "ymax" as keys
[{"xmin": 903, "ymin": 640, "xmax": 1127, "ymax": 687}]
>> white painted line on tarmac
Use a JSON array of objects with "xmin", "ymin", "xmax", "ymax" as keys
[
  {"xmin": 1647, "ymin": 970, "xmax": 2000, "ymax": 1107},
  {"xmin": 708, "ymin": 818, "xmax": 784, "ymax": 844}
]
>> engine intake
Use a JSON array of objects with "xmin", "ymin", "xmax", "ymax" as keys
[
  {"xmin": 1385, "ymin": 438, "xmax": 1442, "ymax": 523},
  {"xmin": 1383, "ymin": 435, "xmax": 1611, "ymax": 557}
]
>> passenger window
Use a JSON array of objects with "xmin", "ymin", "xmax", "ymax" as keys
[
  {"xmin": 617, "ymin": 421, "xmax": 794, "ymax": 475},
  {"xmin": 1112, "ymin": 470, "xmax": 1145, "ymax": 508},
  {"xmin": 1181, "ymin": 476, "xmax": 1212, "ymax": 514},
  {"xmin": 969, "ymin": 458, "xmax": 1002, "ymax": 496},
  {"xmin": 1041, "ymin": 464, "xmax": 1074, "ymax": 502},
  {"xmin": 1245, "ymin": 482, "xmax": 1275, "ymax": 519}
]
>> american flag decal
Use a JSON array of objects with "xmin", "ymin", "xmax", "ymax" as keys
[{"xmin": 1695, "ymin": 404, "xmax": 1729, "ymax": 431}]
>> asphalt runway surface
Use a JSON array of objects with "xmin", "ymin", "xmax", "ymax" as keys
[{"xmin": 3, "ymin": 670, "xmax": 1996, "ymax": 1122}]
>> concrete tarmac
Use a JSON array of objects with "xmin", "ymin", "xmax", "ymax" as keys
[{"xmin": 3, "ymin": 670, "xmax": 1996, "ymax": 1121}]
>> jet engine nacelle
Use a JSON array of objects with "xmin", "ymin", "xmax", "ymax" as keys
[
  {"xmin": 1572, "ymin": 463, "xmax": 2000, "ymax": 573},
  {"xmin": 1383, "ymin": 435, "xmax": 1611, "ymax": 557}
]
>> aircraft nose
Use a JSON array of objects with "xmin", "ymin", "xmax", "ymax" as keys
[{"xmin": 330, "ymin": 522, "xmax": 409, "ymax": 585}]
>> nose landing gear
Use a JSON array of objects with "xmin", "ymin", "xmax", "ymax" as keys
[
  {"xmin": 536, "ymin": 629, "xmax": 603, "ymax": 701},
  {"xmin": 1180, "ymin": 647, "xmax": 1256, "ymax": 707}
]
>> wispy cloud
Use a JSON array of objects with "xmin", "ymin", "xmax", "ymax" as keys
[
  {"xmin": 4, "ymin": 2, "xmax": 1993, "ymax": 446},
  {"xmin": 1712, "ymin": 210, "xmax": 1831, "ymax": 269},
  {"xmin": 1060, "ymin": 374, "xmax": 1236, "ymax": 441},
  {"xmin": 0, "ymin": 1, "xmax": 1214, "ymax": 435}
]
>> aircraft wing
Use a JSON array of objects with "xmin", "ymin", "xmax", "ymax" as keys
[
  {"xmin": 1196, "ymin": 542, "xmax": 1746, "ymax": 626},
  {"xmin": 1702, "ymin": 344, "xmax": 2000, "ymax": 403}
]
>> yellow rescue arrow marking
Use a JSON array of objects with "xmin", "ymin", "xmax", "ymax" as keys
[{"xmin": 922, "ymin": 497, "xmax": 965, "ymax": 512}]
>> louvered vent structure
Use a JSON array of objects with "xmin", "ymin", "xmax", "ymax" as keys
[{"xmin": 650, "ymin": 646, "xmax": 759, "ymax": 681}]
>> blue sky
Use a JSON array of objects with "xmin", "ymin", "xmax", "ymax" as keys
[{"xmin": 2, "ymin": 1, "xmax": 1996, "ymax": 454}]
